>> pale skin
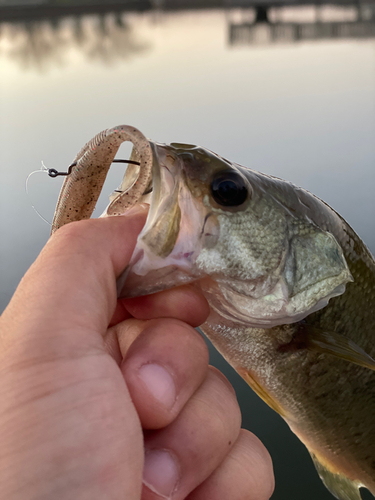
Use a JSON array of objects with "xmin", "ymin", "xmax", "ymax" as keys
[{"xmin": 0, "ymin": 205, "xmax": 274, "ymax": 500}]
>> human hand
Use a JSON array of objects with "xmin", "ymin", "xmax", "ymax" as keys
[{"xmin": 0, "ymin": 206, "xmax": 274, "ymax": 500}]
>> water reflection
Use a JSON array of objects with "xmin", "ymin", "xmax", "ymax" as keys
[
  {"xmin": 0, "ymin": 12, "xmax": 148, "ymax": 71},
  {"xmin": 228, "ymin": 3, "xmax": 375, "ymax": 45},
  {"xmin": 1, "ymin": 4, "xmax": 375, "ymax": 70}
]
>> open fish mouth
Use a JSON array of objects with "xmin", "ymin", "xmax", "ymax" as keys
[{"xmin": 116, "ymin": 141, "xmax": 216, "ymax": 298}]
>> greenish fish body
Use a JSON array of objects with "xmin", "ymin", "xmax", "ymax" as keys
[
  {"xmin": 117, "ymin": 142, "xmax": 375, "ymax": 500},
  {"xmin": 52, "ymin": 127, "xmax": 375, "ymax": 499}
]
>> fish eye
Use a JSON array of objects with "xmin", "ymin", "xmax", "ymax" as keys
[{"xmin": 210, "ymin": 170, "xmax": 249, "ymax": 207}]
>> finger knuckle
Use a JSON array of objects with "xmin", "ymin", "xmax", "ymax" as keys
[{"xmin": 53, "ymin": 219, "xmax": 96, "ymax": 248}]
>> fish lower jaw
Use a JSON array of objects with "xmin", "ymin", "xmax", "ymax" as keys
[{"xmin": 117, "ymin": 242, "xmax": 205, "ymax": 298}]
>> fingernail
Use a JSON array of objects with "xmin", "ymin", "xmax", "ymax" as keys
[
  {"xmin": 123, "ymin": 203, "xmax": 149, "ymax": 217},
  {"xmin": 138, "ymin": 363, "xmax": 176, "ymax": 409},
  {"xmin": 143, "ymin": 449, "xmax": 180, "ymax": 499}
]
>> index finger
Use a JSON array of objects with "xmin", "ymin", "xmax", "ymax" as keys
[{"xmin": 0, "ymin": 207, "xmax": 147, "ymax": 356}]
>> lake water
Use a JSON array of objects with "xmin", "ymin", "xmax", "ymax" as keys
[{"xmin": 0, "ymin": 7, "xmax": 374, "ymax": 499}]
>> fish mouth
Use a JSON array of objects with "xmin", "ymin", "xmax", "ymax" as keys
[{"xmin": 116, "ymin": 141, "xmax": 215, "ymax": 298}]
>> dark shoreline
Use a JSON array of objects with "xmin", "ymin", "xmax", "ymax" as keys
[
  {"xmin": 0, "ymin": 1, "xmax": 150, "ymax": 23},
  {"xmin": 0, "ymin": 0, "xmax": 367, "ymax": 23}
]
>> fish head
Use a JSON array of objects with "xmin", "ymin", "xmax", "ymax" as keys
[{"xmin": 117, "ymin": 141, "xmax": 352, "ymax": 328}]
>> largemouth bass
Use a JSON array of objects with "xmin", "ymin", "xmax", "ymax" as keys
[{"xmin": 52, "ymin": 125, "xmax": 375, "ymax": 500}]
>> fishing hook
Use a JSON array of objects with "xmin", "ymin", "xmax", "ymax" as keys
[{"xmin": 47, "ymin": 159, "xmax": 141, "ymax": 178}]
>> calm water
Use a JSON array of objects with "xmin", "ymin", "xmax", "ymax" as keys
[{"xmin": 0, "ymin": 7, "xmax": 374, "ymax": 500}]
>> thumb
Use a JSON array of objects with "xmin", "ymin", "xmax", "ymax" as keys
[{"xmin": 0, "ymin": 206, "xmax": 148, "ymax": 358}]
